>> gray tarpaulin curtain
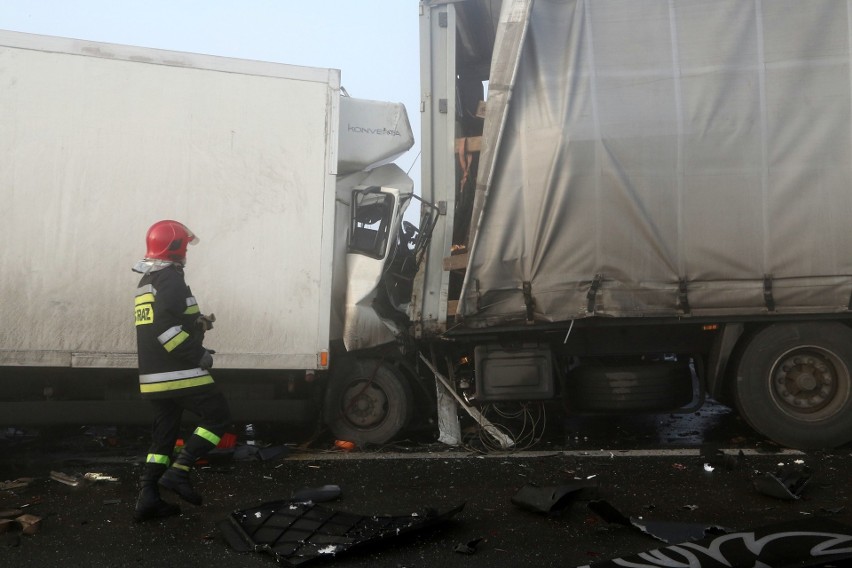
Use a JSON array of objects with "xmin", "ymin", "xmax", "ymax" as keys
[{"xmin": 460, "ymin": 0, "xmax": 852, "ymax": 327}]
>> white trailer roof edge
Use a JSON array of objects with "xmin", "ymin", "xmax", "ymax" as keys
[{"xmin": 0, "ymin": 29, "xmax": 341, "ymax": 88}]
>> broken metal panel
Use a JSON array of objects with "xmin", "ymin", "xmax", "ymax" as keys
[
  {"xmin": 220, "ymin": 500, "xmax": 464, "ymax": 566},
  {"xmin": 578, "ymin": 518, "xmax": 852, "ymax": 568}
]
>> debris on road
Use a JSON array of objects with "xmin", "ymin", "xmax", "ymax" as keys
[
  {"xmin": 83, "ymin": 472, "xmax": 119, "ymax": 483},
  {"xmin": 333, "ymin": 440, "xmax": 356, "ymax": 452},
  {"xmin": 49, "ymin": 471, "xmax": 80, "ymax": 487},
  {"xmin": 453, "ymin": 537, "xmax": 483, "ymax": 555},
  {"xmin": 219, "ymin": 499, "xmax": 464, "ymax": 565},
  {"xmin": 754, "ymin": 462, "xmax": 812, "ymax": 500},
  {"xmin": 0, "ymin": 478, "xmax": 33, "ymax": 491},
  {"xmin": 14, "ymin": 514, "xmax": 40, "ymax": 536},
  {"xmin": 0, "ymin": 513, "xmax": 42, "ymax": 536},
  {"xmin": 290, "ymin": 484, "xmax": 342, "ymax": 503},
  {"xmin": 232, "ymin": 443, "xmax": 289, "ymax": 462},
  {"xmin": 588, "ymin": 500, "xmax": 728, "ymax": 544},
  {"xmin": 577, "ymin": 518, "xmax": 852, "ymax": 568},
  {"xmin": 512, "ymin": 480, "xmax": 598, "ymax": 515}
]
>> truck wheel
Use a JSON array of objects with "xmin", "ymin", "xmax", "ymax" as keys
[
  {"xmin": 734, "ymin": 322, "xmax": 852, "ymax": 449},
  {"xmin": 324, "ymin": 359, "xmax": 412, "ymax": 446}
]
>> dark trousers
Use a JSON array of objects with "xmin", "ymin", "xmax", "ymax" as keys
[{"xmin": 147, "ymin": 389, "xmax": 231, "ymax": 461}]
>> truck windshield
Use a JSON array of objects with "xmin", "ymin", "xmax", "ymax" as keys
[{"xmin": 349, "ymin": 188, "xmax": 395, "ymax": 259}]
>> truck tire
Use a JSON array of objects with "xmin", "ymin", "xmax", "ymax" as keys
[
  {"xmin": 734, "ymin": 322, "xmax": 852, "ymax": 449},
  {"xmin": 324, "ymin": 359, "xmax": 412, "ymax": 446}
]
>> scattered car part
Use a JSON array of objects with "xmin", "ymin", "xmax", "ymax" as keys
[
  {"xmin": 49, "ymin": 471, "xmax": 80, "ymax": 487},
  {"xmin": 588, "ymin": 500, "xmax": 728, "ymax": 544},
  {"xmin": 753, "ymin": 462, "xmax": 812, "ymax": 500},
  {"xmin": 290, "ymin": 484, "xmax": 342, "ymax": 503},
  {"xmin": 512, "ymin": 480, "xmax": 598, "ymax": 515},
  {"xmin": 0, "ymin": 478, "xmax": 33, "ymax": 491},
  {"xmin": 577, "ymin": 517, "xmax": 852, "ymax": 568},
  {"xmin": 219, "ymin": 499, "xmax": 464, "ymax": 565},
  {"xmin": 454, "ymin": 537, "xmax": 483, "ymax": 555},
  {"xmin": 84, "ymin": 472, "xmax": 119, "ymax": 482}
]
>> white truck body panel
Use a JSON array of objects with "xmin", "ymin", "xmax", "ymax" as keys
[{"xmin": 0, "ymin": 30, "xmax": 340, "ymax": 369}]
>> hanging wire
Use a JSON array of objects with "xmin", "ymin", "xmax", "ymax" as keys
[{"xmin": 461, "ymin": 401, "xmax": 547, "ymax": 453}]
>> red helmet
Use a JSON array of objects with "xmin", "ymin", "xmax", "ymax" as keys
[{"xmin": 145, "ymin": 220, "xmax": 198, "ymax": 263}]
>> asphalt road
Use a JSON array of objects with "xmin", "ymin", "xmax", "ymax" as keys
[{"xmin": 1, "ymin": 403, "xmax": 851, "ymax": 567}]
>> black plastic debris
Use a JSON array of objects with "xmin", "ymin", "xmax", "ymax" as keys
[
  {"xmin": 233, "ymin": 443, "xmax": 290, "ymax": 461},
  {"xmin": 701, "ymin": 445, "xmax": 745, "ymax": 471},
  {"xmin": 290, "ymin": 484, "xmax": 342, "ymax": 503},
  {"xmin": 754, "ymin": 462, "xmax": 812, "ymax": 500},
  {"xmin": 453, "ymin": 537, "xmax": 483, "ymax": 555},
  {"xmin": 512, "ymin": 480, "xmax": 598, "ymax": 515},
  {"xmin": 219, "ymin": 500, "xmax": 464, "ymax": 566},
  {"xmin": 588, "ymin": 500, "xmax": 728, "ymax": 544},
  {"xmin": 577, "ymin": 517, "xmax": 852, "ymax": 568}
]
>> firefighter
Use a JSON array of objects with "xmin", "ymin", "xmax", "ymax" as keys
[{"xmin": 132, "ymin": 220, "xmax": 231, "ymax": 522}]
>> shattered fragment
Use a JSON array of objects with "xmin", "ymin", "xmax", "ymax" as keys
[
  {"xmin": 0, "ymin": 478, "xmax": 34, "ymax": 491},
  {"xmin": 754, "ymin": 462, "xmax": 811, "ymax": 500},
  {"xmin": 220, "ymin": 499, "xmax": 464, "ymax": 565},
  {"xmin": 14, "ymin": 514, "xmax": 41, "ymax": 535},
  {"xmin": 84, "ymin": 472, "xmax": 119, "ymax": 483},
  {"xmin": 454, "ymin": 537, "xmax": 483, "ymax": 555},
  {"xmin": 290, "ymin": 484, "xmax": 342, "ymax": 504},
  {"xmin": 50, "ymin": 471, "xmax": 80, "ymax": 487},
  {"xmin": 588, "ymin": 500, "xmax": 728, "ymax": 544},
  {"xmin": 512, "ymin": 480, "xmax": 598, "ymax": 515}
]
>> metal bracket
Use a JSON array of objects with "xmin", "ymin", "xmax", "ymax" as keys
[
  {"xmin": 523, "ymin": 281, "xmax": 534, "ymax": 323},
  {"xmin": 586, "ymin": 274, "xmax": 603, "ymax": 313},
  {"xmin": 678, "ymin": 278, "xmax": 691, "ymax": 314},
  {"xmin": 763, "ymin": 274, "xmax": 776, "ymax": 312}
]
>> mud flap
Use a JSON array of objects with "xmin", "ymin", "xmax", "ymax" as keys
[{"xmin": 219, "ymin": 500, "xmax": 464, "ymax": 566}]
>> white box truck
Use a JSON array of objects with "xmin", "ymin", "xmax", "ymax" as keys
[{"xmin": 0, "ymin": 30, "xmax": 427, "ymax": 442}]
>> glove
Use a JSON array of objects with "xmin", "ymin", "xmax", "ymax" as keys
[
  {"xmin": 199, "ymin": 350, "xmax": 214, "ymax": 370},
  {"xmin": 196, "ymin": 313, "xmax": 216, "ymax": 331}
]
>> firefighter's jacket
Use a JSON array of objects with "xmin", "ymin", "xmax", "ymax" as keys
[{"xmin": 133, "ymin": 263, "xmax": 214, "ymax": 399}]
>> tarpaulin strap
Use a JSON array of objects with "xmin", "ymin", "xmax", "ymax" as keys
[
  {"xmin": 678, "ymin": 278, "xmax": 691, "ymax": 314},
  {"xmin": 763, "ymin": 275, "xmax": 776, "ymax": 312},
  {"xmin": 523, "ymin": 281, "xmax": 535, "ymax": 323},
  {"xmin": 587, "ymin": 274, "xmax": 603, "ymax": 314}
]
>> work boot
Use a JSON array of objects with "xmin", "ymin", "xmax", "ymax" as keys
[
  {"xmin": 134, "ymin": 485, "xmax": 180, "ymax": 522},
  {"xmin": 159, "ymin": 466, "xmax": 203, "ymax": 506}
]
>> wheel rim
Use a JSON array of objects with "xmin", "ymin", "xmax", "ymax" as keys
[
  {"xmin": 340, "ymin": 379, "xmax": 389, "ymax": 429},
  {"xmin": 769, "ymin": 346, "xmax": 851, "ymax": 422}
]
